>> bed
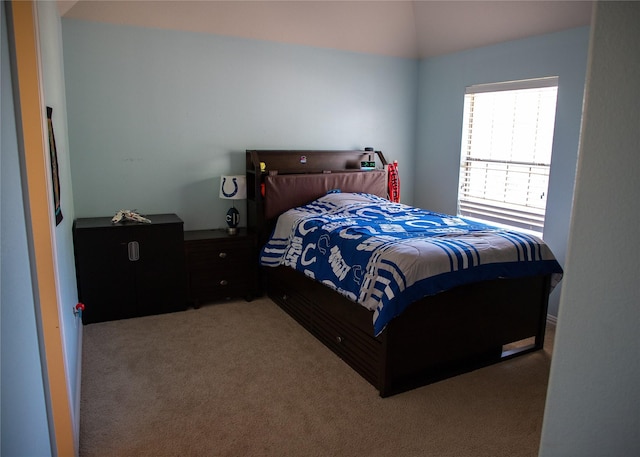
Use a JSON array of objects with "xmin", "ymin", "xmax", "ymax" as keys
[{"xmin": 246, "ymin": 149, "xmax": 562, "ymax": 397}]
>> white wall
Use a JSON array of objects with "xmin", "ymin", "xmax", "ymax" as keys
[
  {"xmin": 36, "ymin": 0, "xmax": 82, "ymax": 441},
  {"xmin": 539, "ymin": 2, "xmax": 640, "ymax": 455},
  {"xmin": 1, "ymin": 3, "xmax": 82, "ymax": 453},
  {"xmin": 1, "ymin": 3, "xmax": 53, "ymax": 455}
]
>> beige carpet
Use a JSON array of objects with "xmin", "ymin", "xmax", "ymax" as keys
[{"xmin": 79, "ymin": 297, "xmax": 554, "ymax": 457}]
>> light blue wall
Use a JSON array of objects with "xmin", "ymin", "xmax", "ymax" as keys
[
  {"xmin": 1, "ymin": 3, "xmax": 52, "ymax": 455},
  {"xmin": 62, "ymin": 19, "xmax": 419, "ymax": 230},
  {"xmin": 415, "ymin": 27, "xmax": 590, "ymax": 316},
  {"xmin": 62, "ymin": 20, "xmax": 590, "ymax": 316}
]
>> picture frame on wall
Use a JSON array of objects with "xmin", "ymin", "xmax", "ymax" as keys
[{"xmin": 46, "ymin": 106, "xmax": 63, "ymax": 225}]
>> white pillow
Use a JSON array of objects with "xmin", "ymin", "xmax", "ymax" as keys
[{"xmin": 317, "ymin": 192, "xmax": 385, "ymax": 207}]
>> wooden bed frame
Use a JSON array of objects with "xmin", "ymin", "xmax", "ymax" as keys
[{"xmin": 246, "ymin": 149, "xmax": 551, "ymax": 397}]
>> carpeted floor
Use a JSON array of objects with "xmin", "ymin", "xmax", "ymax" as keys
[{"xmin": 79, "ymin": 297, "xmax": 554, "ymax": 457}]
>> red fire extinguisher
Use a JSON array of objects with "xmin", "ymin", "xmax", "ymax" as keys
[{"xmin": 388, "ymin": 160, "xmax": 400, "ymax": 203}]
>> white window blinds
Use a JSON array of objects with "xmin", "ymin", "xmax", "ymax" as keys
[{"xmin": 458, "ymin": 77, "xmax": 559, "ymax": 234}]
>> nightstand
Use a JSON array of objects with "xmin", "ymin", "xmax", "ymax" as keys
[{"xmin": 183, "ymin": 228, "xmax": 259, "ymax": 307}]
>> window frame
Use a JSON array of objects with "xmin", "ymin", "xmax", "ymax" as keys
[{"xmin": 457, "ymin": 76, "xmax": 559, "ymax": 236}]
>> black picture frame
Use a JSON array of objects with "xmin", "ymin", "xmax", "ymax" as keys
[{"xmin": 46, "ymin": 106, "xmax": 63, "ymax": 225}]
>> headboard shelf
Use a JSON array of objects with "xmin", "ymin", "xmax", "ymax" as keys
[{"xmin": 246, "ymin": 149, "xmax": 387, "ymax": 175}]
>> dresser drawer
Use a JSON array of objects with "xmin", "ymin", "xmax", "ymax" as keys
[{"xmin": 266, "ymin": 267, "xmax": 380, "ymax": 387}]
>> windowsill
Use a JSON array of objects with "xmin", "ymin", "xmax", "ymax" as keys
[{"xmin": 460, "ymin": 215, "xmax": 544, "ymax": 239}]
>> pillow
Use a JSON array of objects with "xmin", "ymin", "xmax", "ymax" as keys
[{"xmin": 317, "ymin": 192, "xmax": 386, "ymax": 207}]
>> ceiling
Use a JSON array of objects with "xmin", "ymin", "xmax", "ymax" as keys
[{"xmin": 58, "ymin": 1, "xmax": 593, "ymax": 59}]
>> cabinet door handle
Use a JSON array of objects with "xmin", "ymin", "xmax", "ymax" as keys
[
  {"xmin": 219, "ymin": 252, "xmax": 227, "ymax": 259},
  {"xmin": 128, "ymin": 241, "xmax": 140, "ymax": 261},
  {"xmin": 219, "ymin": 279, "xmax": 228, "ymax": 286}
]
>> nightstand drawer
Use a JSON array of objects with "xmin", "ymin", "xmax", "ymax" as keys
[
  {"xmin": 183, "ymin": 228, "xmax": 259, "ymax": 306},
  {"xmin": 190, "ymin": 272, "xmax": 248, "ymax": 296},
  {"xmin": 190, "ymin": 269, "xmax": 246, "ymax": 286},
  {"xmin": 187, "ymin": 244, "xmax": 251, "ymax": 265}
]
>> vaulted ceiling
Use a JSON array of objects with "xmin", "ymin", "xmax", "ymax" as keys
[{"xmin": 58, "ymin": 1, "xmax": 593, "ymax": 59}]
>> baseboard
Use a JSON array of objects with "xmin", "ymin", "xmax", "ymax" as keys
[{"xmin": 546, "ymin": 314, "xmax": 558, "ymax": 325}]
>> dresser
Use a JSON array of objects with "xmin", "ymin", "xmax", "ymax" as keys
[
  {"xmin": 183, "ymin": 228, "xmax": 259, "ymax": 307},
  {"xmin": 72, "ymin": 213, "xmax": 186, "ymax": 324}
]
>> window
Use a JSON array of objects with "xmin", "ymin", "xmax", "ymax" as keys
[{"xmin": 458, "ymin": 77, "xmax": 559, "ymax": 235}]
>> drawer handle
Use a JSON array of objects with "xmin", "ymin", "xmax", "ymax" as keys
[
  {"xmin": 282, "ymin": 294, "xmax": 288, "ymax": 301},
  {"xmin": 336, "ymin": 336, "xmax": 343, "ymax": 344},
  {"xmin": 219, "ymin": 252, "xmax": 227, "ymax": 259},
  {"xmin": 127, "ymin": 241, "xmax": 139, "ymax": 261},
  {"xmin": 219, "ymin": 280, "xmax": 228, "ymax": 286}
]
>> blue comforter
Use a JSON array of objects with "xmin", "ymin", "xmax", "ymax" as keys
[{"xmin": 260, "ymin": 192, "xmax": 563, "ymax": 336}]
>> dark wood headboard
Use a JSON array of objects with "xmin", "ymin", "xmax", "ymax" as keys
[{"xmin": 246, "ymin": 149, "xmax": 388, "ymax": 244}]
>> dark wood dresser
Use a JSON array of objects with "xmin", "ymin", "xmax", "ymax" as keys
[
  {"xmin": 72, "ymin": 213, "xmax": 186, "ymax": 324},
  {"xmin": 183, "ymin": 228, "xmax": 259, "ymax": 307}
]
